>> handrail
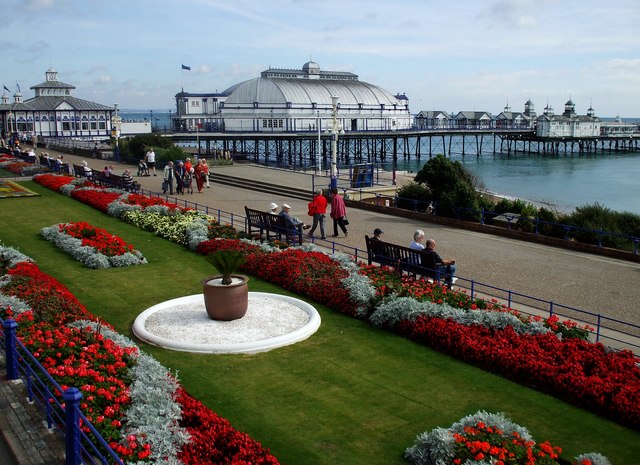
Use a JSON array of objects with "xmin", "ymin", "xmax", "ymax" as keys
[
  {"xmin": 1, "ymin": 318, "xmax": 125, "ymax": 465},
  {"xmin": 346, "ymin": 189, "xmax": 640, "ymax": 255}
]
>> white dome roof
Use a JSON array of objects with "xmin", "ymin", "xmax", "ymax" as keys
[{"xmin": 224, "ymin": 76, "xmax": 400, "ymax": 107}]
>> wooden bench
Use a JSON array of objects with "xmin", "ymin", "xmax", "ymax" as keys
[
  {"xmin": 72, "ymin": 164, "xmax": 92, "ymax": 179},
  {"xmin": 93, "ymin": 171, "xmax": 139, "ymax": 192},
  {"xmin": 365, "ymin": 235, "xmax": 441, "ymax": 283},
  {"xmin": 244, "ymin": 206, "xmax": 303, "ymax": 245}
]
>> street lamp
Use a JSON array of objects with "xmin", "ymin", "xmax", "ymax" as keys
[
  {"xmin": 317, "ymin": 110, "xmax": 321, "ymax": 173},
  {"xmin": 330, "ymin": 96, "xmax": 339, "ymax": 189},
  {"xmin": 112, "ymin": 103, "xmax": 121, "ymax": 162}
]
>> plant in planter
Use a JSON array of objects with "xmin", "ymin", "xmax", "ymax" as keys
[{"xmin": 202, "ymin": 250, "xmax": 249, "ymax": 320}]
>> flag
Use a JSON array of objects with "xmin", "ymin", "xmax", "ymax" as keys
[
  {"xmin": 181, "ymin": 64, "xmax": 191, "ymax": 70},
  {"xmin": 16, "ymin": 82, "xmax": 20, "ymax": 92},
  {"xmin": 3, "ymin": 84, "xmax": 10, "ymax": 93}
]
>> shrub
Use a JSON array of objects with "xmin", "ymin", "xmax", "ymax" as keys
[{"xmin": 396, "ymin": 182, "xmax": 432, "ymax": 212}]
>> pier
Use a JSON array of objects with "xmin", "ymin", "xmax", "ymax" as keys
[{"xmin": 168, "ymin": 128, "xmax": 640, "ymax": 171}]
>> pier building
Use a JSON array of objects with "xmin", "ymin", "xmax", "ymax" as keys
[
  {"xmin": 0, "ymin": 68, "xmax": 113, "ymax": 139},
  {"xmin": 172, "ymin": 61, "xmax": 412, "ymax": 134}
]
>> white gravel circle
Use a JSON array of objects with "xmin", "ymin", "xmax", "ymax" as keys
[{"xmin": 132, "ymin": 292, "xmax": 321, "ymax": 354}]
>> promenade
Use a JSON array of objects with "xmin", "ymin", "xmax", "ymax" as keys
[
  {"xmin": 2, "ymin": 148, "xmax": 640, "ymax": 465},
  {"xmin": 45, "ymin": 150, "xmax": 639, "ymax": 325}
]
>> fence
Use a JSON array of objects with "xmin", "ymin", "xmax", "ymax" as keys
[
  {"xmin": 1, "ymin": 318, "xmax": 125, "ymax": 465},
  {"xmin": 138, "ymin": 187, "xmax": 640, "ymax": 354},
  {"xmin": 343, "ymin": 189, "xmax": 640, "ymax": 255}
]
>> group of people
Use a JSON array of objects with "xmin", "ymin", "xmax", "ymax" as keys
[
  {"xmin": 162, "ymin": 157, "xmax": 210, "ymax": 195},
  {"xmin": 268, "ymin": 188, "xmax": 349, "ymax": 241}
]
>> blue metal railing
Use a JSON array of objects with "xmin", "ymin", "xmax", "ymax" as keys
[
  {"xmin": 343, "ymin": 189, "xmax": 640, "ymax": 255},
  {"xmin": 1, "ymin": 318, "xmax": 125, "ymax": 465}
]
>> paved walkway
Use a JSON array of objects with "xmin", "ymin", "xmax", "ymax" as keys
[{"xmin": 2, "ymin": 147, "xmax": 639, "ymax": 464}]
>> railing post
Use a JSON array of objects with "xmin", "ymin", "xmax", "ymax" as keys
[
  {"xmin": 507, "ymin": 290, "xmax": 512, "ymax": 309},
  {"xmin": 3, "ymin": 319, "xmax": 19, "ymax": 380},
  {"xmin": 595, "ymin": 314, "xmax": 602, "ymax": 342},
  {"xmin": 64, "ymin": 387, "xmax": 83, "ymax": 465},
  {"xmin": 470, "ymin": 280, "xmax": 475, "ymax": 299},
  {"xmin": 549, "ymin": 301, "xmax": 554, "ymax": 317}
]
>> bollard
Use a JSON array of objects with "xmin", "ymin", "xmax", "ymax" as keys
[
  {"xmin": 2, "ymin": 319, "xmax": 19, "ymax": 380},
  {"xmin": 63, "ymin": 387, "xmax": 83, "ymax": 465}
]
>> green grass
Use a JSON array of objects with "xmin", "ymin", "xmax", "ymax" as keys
[{"xmin": 1, "ymin": 181, "xmax": 639, "ymax": 465}]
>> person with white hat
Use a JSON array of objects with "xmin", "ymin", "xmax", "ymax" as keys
[
  {"xmin": 278, "ymin": 203, "xmax": 311, "ymax": 237},
  {"xmin": 269, "ymin": 202, "xmax": 279, "ymax": 213}
]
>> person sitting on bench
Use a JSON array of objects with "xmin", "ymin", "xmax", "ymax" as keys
[
  {"xmin": 278, "ymin": 203, "xmax": 311, "ymax": 236},
  {"xmin": 424, "ymin": 239, "xmax": 458, "ymax": 287}
]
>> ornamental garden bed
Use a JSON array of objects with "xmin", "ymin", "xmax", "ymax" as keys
[{"xmin": 41, "ymin": 221, "xmax": 147, "ymax": 268}]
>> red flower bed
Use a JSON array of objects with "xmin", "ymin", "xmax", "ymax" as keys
[
  {"xmin": 3, "ymin": 161, "xmax": 30, "ymax": 174},
  {"xmin": 4, "ymin": 261, "xmax": 94, "ymax": 325},
  {"xmin": 176, "ymin": 388, "xmax": 280, "ymax": 465},
  {"xmin": 395, "ymin": 315, "xmax": 640, "ymax": 429},
  {"xmin": 33, "ymin": 173, "xmax": 78, "ymax": 191},
  {"xmin": 58, "ymin": 221, "xmax": 134, "ymax": 257},
  {"xmin": 243, "ymin": 248, "xmax": 355, "ymax": 315},
  {"xmin": 124, "ymin": 193, "xmax": 186, "ymax": 211},
  {"xmin": 70, "ymin": 189, "xmax": 123, "ymax": 212},
  {"xmin": 452, "ymin": 421, "xmax": 562, "ymax": 464}
]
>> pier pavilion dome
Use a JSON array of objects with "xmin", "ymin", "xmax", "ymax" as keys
[{"xmin": 219, "ymin": 61, "xmax": 411, "ymax": 133}]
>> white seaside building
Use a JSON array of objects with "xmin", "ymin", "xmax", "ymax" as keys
[
  {"xmin": 536, "ymin": 100, "xmax": 600, "ymax": 138},
  {"xmin": 0, "ymin": 68, "xmax": 114, "ymax": 139},
  {"xmin": 173, "ymin": 61, "xmax": 412, "ymax": 133}
]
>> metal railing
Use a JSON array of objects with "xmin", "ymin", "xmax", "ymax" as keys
[
  {"xmin": 343, "ymin": 189, "xmax": 640, "ymax": 255},
  {"xmin": 1, "ymin": 318, "xmax": 125, "ymax": 465}
]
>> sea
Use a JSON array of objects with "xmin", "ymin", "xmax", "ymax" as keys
[{"xmin": 123, "ymin": 110, "xmax": 640, "ymax": 215}]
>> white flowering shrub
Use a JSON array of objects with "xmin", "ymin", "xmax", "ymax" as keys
[
  {"xmin": 369, "ymin": 295, "xmax": 551, "ymax": 336},
  {"xmin": 69, "ymin": 320, "xmax": 189, "ymax": 464},
  {"xmin": 0, "ymin": 243, "xmax": 33, "ymax": 268},
  {"xmin": 574, "ymin": 452, "xmax": 612, "ymax": 465}
]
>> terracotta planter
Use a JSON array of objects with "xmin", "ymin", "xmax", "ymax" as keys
[{"xmin": 201, "ymin": 274, "xmax": 249, "ymax": 321}]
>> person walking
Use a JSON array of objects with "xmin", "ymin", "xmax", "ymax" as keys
[
  {"xmin": 174, "ymin": 161, "xmax": 186, "ymax": 194},
  {"xmin": 194, "ymin": 159, "xmax": 205, "ymax": 193},
  {"xmin": 145, "ymin": 147, "xmax": 157, "ymax": 176},
  {"xmin": 162, "ymin": 161, "xmax": 174, "ymax": 195},
  {"xmin": 329, "ymin": 188, "xmax": 348, "ymax": 238},
  {"xmin": 307, "ymin": 189, "xmax": 328, "ymax": 239}
]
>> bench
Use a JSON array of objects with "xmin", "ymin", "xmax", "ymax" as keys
[
  {"xmin": 244, "ymin": 206, "xmax": 303, "ymax": 245},
  {"xmin": 73, "ymin": 164, "xmax": 92, "ymax": 179},
  {"xmin": 364, "ymin": 235, "xmax": 441, "ymax": 283},
  {"xmin": 93, "ymin": 171, "xmax": 139, "ymax": 192}
]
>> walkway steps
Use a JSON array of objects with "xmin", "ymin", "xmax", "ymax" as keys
[{"xmin": 208, "ymin": 172, "xmax": 313, "ymax": 201}]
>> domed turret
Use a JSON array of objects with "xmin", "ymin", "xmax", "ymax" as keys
[{"xmin": 302, "ymin": 61, "xmax": 320, "ymax": 75}]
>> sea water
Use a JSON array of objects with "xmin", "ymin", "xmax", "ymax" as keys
[{"xmin": 388, "ymin": 152, "xmax": 640, "ymax": 215}]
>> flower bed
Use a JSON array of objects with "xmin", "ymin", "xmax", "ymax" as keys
[
  {"xmin": 405, "ymin": 410, "xmax": 611, "ymax": 465},
  {"xmin": 0, "ymin": 245, "xmax": 280, "ymax": 464},
  {"xmin": 30, "ymin": 173, "xmax": 640, "ymax": 433},
  {"xmin": 41, "ymin": 221, "xmax": 147, "ymax": 268}
]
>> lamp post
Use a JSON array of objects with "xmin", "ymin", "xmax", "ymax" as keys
[
  {"xmin": 330, "ymin": 96, "xmax": 339, "ymax": 189},
  {"xmin": 112, "ymin": 103, "xmax": 121, "ymax": 162},
  {"xmin": 317, "ymin": 110, "xmax": 321, "ymax": 173}
]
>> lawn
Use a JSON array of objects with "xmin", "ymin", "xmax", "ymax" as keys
[{"xmin": 1, "ymin": 180, "xmax": 638, "ymax": 465}]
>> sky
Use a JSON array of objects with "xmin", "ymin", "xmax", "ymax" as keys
[{"xmin": 3, "ymin": 0, "xmax": 640, "ymax": 117}]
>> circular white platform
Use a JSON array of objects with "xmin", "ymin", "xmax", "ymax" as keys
[{"xmin": 132, "ymin": 292, "xmax": 321, "ymax": 354}]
